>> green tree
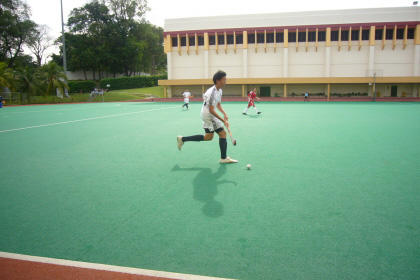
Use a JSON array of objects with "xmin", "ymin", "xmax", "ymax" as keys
[
  {"xmin": 39, "ymin": 61, "xmax": 69, "ymax": 96},
  {"xmin": 0, "ymin": 62, "xmax": 15, "ymax": 90},
  {"xmin": 15, "ymin": 66, "xmax": 43, "ymax": 101},
  {"xmin": 0, "ymin": 0, "xmax": 37, "ymax": 67}
]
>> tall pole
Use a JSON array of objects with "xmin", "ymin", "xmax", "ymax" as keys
[{"xmin": 60, "ymin": 0, "xmax": 67, "ymax": 75}]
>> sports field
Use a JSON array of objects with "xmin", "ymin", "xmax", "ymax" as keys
[{"xmin": 0, "ymin": 101, "xmax": 419, "ymax": 279}]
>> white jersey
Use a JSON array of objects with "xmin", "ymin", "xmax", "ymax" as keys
[
  {"xmin": 182, "ymin": 91, "xmax": 191, "ymax": 103},
  {"xmin": 201, "ymin": 85, "xmax": 224, "ymax": 132}
]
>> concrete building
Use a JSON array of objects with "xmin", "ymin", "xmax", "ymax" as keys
[{"xmin": 159, "ymin": 7, "xmax": 420, "ymax": 99}]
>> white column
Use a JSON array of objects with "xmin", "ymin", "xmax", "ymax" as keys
[
  {"xmin": 283, "ymin": 48, "xmax": 288, "ymax": 77},
  {"xmin": 167, "ymin": 86, "xmax": 172, "ymax": 98},
  {"xmin": 167, "ymin": 52, "xmax": 172, "ymax": 80},
  {"xmin": 242, "ymin": 49, "xmax": 248, "ymax": 78},
  {"xmin": 368, "ymin": 45, "xmax": 375, "ymax": 74},
  {"xmin": 204, "ymin": 50, "xmax": 209, "ymax": 79},
  {"xmin": 414, "ymin": 45, "xmax": 420, "ymax": 76},
  {"xmin": 325, "ymin": 47, "xmax": 331, "ymax": 77}
]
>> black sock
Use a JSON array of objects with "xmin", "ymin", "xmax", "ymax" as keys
[
  {"xmin": 186, "ymin": 103, "xmax": 189, "ymax": 109},
  {"xmin": 219, "ymin": 138, "xmax": 227, "ymax": 159},
  {"xmin": 182, "ymin": 135, "xmax": 204, "ymax": 142},
  {"xmin": 182, "ymin": 103, "xmax": 186, "ymax": 107}
]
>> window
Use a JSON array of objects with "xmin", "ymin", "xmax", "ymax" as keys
[
  {"xmin": 385, "ymin": 29, "xmax": 393, "ymax": 40},
  {"xmin": 351, "ymin": 29, "xmax": 359, "ymax": 41},
  {"xmin": 298, "ymin": 31, "xmax": 306, "ymax": 42},
  {"xmin": 308, "ymin": 31, "xmax": 316, "ymax": 42},
  {"xmin": 396, "ymin": 29, "xmax": 404, "ymax": 40},
  {"xmin": 375, "ymin": 29, "xmax": 383, "ymax": 40},
  {"xmin": 197, "ymin": 36, "xmax": 204, "ymax": 46},
  {"xmin": 362, "ymin": 29, "xmax": 370, "ymax": 41},
  {"xmin": 318, "ymin": 31, "xmax": 326, "ymax": 42},
  {"xmin": 189, "ymin": 36, "xmax": 195, "ymax": 46},
  {"xmin": 180, "ymin": 36, "xmax": 186, "ymax": 46},
  {"xmin": 341, "ymin": 30, "xmax": 349, "ymax": 41},
  {"xmin": 276, "ymin": 32, "xmax": 284, "ymax": 43},
  {"xmin": 331, "ymin": 30, "xmax": 339, "ymax": 41},
  {"xmin": 408, "ymin": 28, "xmax": 415, "ymax": 39},
  {"xmin": 217, "ymin": 34, "xmax": 224, "ymax": 45},
  {"xmin": 236, "ymin": 34, "xmax": 243, "ymax": 44},
  {"xmin": 266, "ymin": 33, "xmax": 274, "ymax": 43},
  {"xmin": 171, "ymin": 37, "xmax": 178, "ymax": 47},
  {"xmin": 209, "ymin": 35, "xmax": 215, "ymax": 45},
  {"xmin": 227, "ymin": 34, "xmax": 234, "ymax": 44},
  {"xmin": 288, "ymin": 31, "xmax": 296, "ymax": 42},
  {"xmin": 248, "ymin": 33, "xmax": 255, "ymax": 44},
  {"xmin": 257, "ymin": 33, "xmax": 264, "ymax": 43}
]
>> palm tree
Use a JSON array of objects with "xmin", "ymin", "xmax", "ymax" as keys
[
  {"xmin": 0, "ymin": 62, "xmax": 15, "ymax": 91},
  {"xmin": 39, "ymin": 61, "xmax": 69, "ymax": 96},
  {"xmin": 15, "ymin": 66, "xmax": 43, "ymax": 102}
]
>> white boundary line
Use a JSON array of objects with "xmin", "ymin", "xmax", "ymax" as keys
[
  {"xmin": 0, "ymin": 106, "xmax": 178, "ymax": 133},
  {"xmin": 2, "ymin": 103, "xmax": 133, "ymax": 114},
  {"xmin": 0, "ymin": 252, "xmax": 234, "ymax": 280}
]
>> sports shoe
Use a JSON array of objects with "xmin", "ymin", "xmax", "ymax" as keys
[
  {"xmin": 220, "ymin": 157, "xmax": 238, "ymax": 164},
  {"xmin": 242, "ymin": 113, "xmax": 247, "ymax": 115},
  {"xmin": 177, "ymin": 136, "xmax": 184, "ymax": 151},
  {"xmin": 257, "ymin": 111, "xmax": 262, "ymax": 114}
]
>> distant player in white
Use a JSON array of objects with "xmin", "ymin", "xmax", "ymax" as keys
[
  {"xmin": 177, "ymin": 70, "xmax": 238, "ymax": 164},
  {"xmin": 182, "ymin": 89, "xmax": 191, "ymax": 110}
]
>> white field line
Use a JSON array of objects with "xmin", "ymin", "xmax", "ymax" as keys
[
  {"xmin": 0, "ymin": 252, "xmax": 234, "ymax": 280},
  {"xmin": 0, "ymin": 106, "xmax": 178, "ymax": 133}
]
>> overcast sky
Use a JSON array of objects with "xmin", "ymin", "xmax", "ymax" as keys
[{"xmin": 23, "ymin": 0, "xmax": 417, "ymax": 59}]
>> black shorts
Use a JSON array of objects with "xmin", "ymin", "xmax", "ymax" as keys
[{"xmin": 204, "ymin": 127, "xmax": 224, "ymax": 134}]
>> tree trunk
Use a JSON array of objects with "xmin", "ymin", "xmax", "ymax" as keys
[{"xmin": 92, "ymin": 70, "xmax": 96, "ymax": 81}]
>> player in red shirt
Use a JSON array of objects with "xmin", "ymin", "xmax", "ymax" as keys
[{"xmin": 242, "ymin": 88, "xmax": 261, "ymax": 115}]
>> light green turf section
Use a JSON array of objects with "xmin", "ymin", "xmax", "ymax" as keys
[
  {"xmin": 0, "ymin": 102, "xmax": 419, "ymax": 280},
  {"xmin": 110, "ymin": 85, "xmax": 164, "ymax": 98}
]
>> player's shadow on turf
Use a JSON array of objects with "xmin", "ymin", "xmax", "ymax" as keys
[{"xmin": 171, "ymin": 164, "xmax": 236, "ymax": 218}]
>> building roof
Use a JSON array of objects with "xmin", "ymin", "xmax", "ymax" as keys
[{"xmin": 164, "ymin": 7, "xmax": 420, "ymax": 35}]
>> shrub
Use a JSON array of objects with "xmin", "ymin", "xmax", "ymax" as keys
[
  {"xmin": 99, "ymin": 74, "xmax": 167, "ymax": 91},
  {"xmin": 68, "ymin": 80, "xmax": 97, "ymax": 94}
]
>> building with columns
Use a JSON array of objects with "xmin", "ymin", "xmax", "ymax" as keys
[{"xmin": 158, "ymin": 7, "xmax": 420, "ymax": 99}]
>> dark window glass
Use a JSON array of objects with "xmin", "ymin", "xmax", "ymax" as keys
[
  {"xmin": 331, "ymin": 30, "xmax": 339, "ymax": 41},
  {"xmin": 318, "ymin": 31, "xmax": 326, "ymax": 42},
  {"xmin": 227, "ymin": 34, "xmax": 234, "ymax": 44},
  {"xmin": 396, "ymin": 29, "xmax": 404, "ymax": 40},
  {"xmin": 248, "ymin": 33, "xmax": 255, "ymax": 43},
  {"xmin": 362, "ymin": 29, "xmax": 370, "ymax": 40},
  {"xmin": 209, "ymin": 35, "xmax": 215, "ymax": 45},
  {"xmin": 308, "ymin": 31, "xmax": 316, "ymax": 42},
  {"xmin": 298, "ymin": 31, "xmax": 306, "ymax": 42},
  {"xmin": 341, "ymin": 30, "xmax": 349, "ymax": 41},
  {"xmin": 385, "ymin": 29, "xmax": 393, "ymax": 40},
  {"xmin": 256, "ymin": 33, "xmax": 264, "ymax": 43},
  {"xmin": 180, "ymin": 37, "xmax": 186, "ymax": 46},
  {"xmin": 197, "ymin": 36, "xmax": 204, "ymax": 46},
  {"xmin": 351, "ymin": 29, "xmax": 360, "ymax": 41},
  {"xmin": 375, "ymin": 29, "xmax": 383, "ymax": 40},
  {"xmin": 276, "ymin": 32, "xmax": 284, "ymax": 43},
  {"xmin": 236, "ymin": 34, "xmax": 243, "ymax": 44},
  {"xmin": 408, "ymin": 28, "xmax": 415, "ymax": 39},
  {"xmin": 266, "ymin": 33, "xmax": 274, "ymax": 43},
  {"xmin": 171, "ymin": 37, "xmax": 178, "ymax": 47},
  {"xmin": 217, "ymin": 34, "xmax": 224, "ymax": 45},
  {"xmin": 189, "ymin": 36, "xmax": 195, "ymax": 46},
  {"xmin": 288, "ymin": 31, "xmax": 296, "ymax": 42}
]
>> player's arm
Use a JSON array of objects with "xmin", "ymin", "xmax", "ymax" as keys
[{"xmin": 216, "ymin": 102, "xmax": 228, "ymax": 121}]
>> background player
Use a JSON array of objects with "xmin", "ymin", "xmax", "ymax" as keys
[
  {"xmin": 182, "ymin": 89, "xmax": 192, "ymax": 110},
  {"xmin": 243, "ymin": 87, "xmax": 261, "ymax": 115}
]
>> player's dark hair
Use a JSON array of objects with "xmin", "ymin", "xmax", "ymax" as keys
[{"xmin": 213, "ymin": 70, "xmax": 226, "ymax": 84}]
